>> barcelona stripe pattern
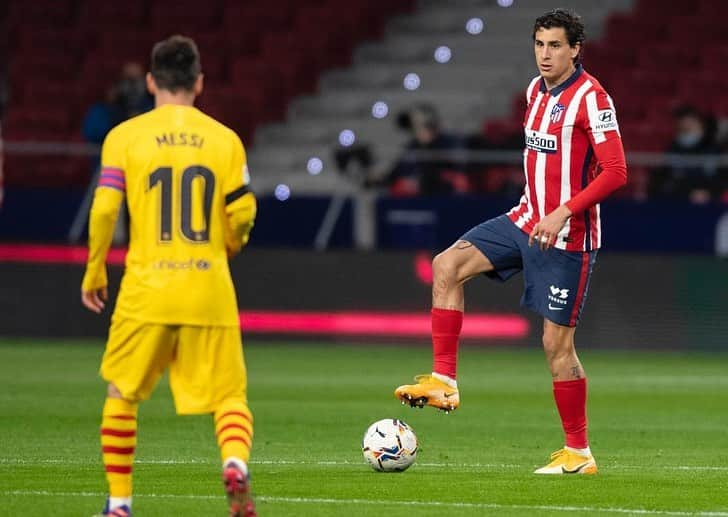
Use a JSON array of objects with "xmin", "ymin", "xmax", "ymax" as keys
[
  {"xmin": 214, "ymin": 401, "xmax": 254, "ymax": 463},
  {"xmin": 100, "ymin": 398, "xmax": 138, "ymax": 497}
]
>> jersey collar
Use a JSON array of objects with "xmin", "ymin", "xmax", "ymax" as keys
[{"xmin": 539, "ymin": 64, "xmax": 584, "ymax": 96}]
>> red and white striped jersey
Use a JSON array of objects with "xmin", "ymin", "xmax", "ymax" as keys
[{"xmin": 507, "ymin": 65, "xmax": 627, "ymax": 251}]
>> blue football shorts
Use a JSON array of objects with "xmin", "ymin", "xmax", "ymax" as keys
[{"xmin": 460, "ymin": 214, "xmax": 597, "ymax": 327}]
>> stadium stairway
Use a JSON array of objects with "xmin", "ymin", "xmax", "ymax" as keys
[{"xmin": 248, "ymin": 0, "xmax": 634, "ymax": 195}]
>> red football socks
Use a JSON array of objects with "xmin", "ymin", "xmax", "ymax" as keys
[
  {"xmin": 431, "ymin": 308, "xmax": 463, "ymax": 380},
  {"xmin": 553, "ymin": 378, "xmax": 588, "ymax": 449}
]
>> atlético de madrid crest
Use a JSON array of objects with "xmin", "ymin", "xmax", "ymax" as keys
[{"xmin": 550, "ymin": 103, "xmax": 566, "ymax": 123}]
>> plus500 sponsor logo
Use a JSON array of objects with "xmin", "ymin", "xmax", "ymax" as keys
[{"xmin": 525, "ymin": 130, "xmax": 557, "ymax": 154}]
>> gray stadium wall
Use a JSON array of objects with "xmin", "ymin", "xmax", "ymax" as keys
[{"xmin": 0, "ymin": 250, "xmax": 726, "ymax": 350}]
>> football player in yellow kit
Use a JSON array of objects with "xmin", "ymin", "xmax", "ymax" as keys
[{"xmin": 81, "ymin": 35, "xmax": 257, "ymax": 517}]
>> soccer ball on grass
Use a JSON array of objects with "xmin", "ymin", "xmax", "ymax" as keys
[{"xmin": 361, "ymin": 419, "xmax": 418, "ymax": 472}]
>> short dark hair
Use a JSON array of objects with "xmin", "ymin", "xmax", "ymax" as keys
[
  {"xmin": 150, "ymin": 35, "xmax": 201, "ymax": 92},
  {"xmin": 533, "ymin": 9, "xmax": 586, "ymax": 64},
  {"xmin": 672, "ymin": 104, "xmax": 702, "ymax": 121}
]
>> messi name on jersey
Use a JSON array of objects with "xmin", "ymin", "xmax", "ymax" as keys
[
  {"xmin": 155, "ymin": 132, "xmax": 205, "ymax": 148},
  {"xmin": 525, "ymin": 129, "xmax": 557, "ymax": 154}
]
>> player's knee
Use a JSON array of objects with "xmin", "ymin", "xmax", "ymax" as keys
[
  {"xmin": 542, "ymin": 332, "xmax": 572, "ymax": 361},
  {"xmin": 106, "ymin": 383, "xmax": 123, "ymax": 399},
  {"xmin": 432, "ymin": 250, "xmax": 461, "ymax": 284}
]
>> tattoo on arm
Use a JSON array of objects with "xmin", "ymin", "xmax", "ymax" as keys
[{"xmin": 456, "ymin": 241, "xmax": 473, "ymax": 250}]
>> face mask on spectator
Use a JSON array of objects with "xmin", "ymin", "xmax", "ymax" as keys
[
  {"xmin": 676, "ymin": 131, "xmax": 702, "ymax": 148},
  {"xmin": 118, "ymin": 78, "xmax": 146, "ymax": 103}
]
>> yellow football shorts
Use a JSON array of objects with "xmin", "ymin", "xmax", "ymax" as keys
[{"xmin": 100, "ymin": 317, "xmax": 248, "ymax": 414}]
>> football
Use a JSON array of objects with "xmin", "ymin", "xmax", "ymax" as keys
[{"xmin": 361, "ymin": 419, "xmax": 418, "ymax": 472}]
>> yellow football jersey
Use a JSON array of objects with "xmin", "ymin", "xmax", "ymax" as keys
[{"xmin": 82, "ymin": 104, "xmax": 255, "ymax": 326}]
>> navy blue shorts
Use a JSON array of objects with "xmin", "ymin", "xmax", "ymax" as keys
[{"xmin": 460, "ymin": 215, "xmax": 597, "ymax": 327}]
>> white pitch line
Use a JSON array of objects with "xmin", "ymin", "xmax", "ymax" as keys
[
  {"xmin": 1, "ymin": 458, "xmax": 727, "ymax": 471},
  {"xmin": 2, "ymin": 490, "xmax": 728, "ymax": 516}
]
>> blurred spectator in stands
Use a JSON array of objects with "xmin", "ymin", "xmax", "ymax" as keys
[
  {"xmin": 82, "ymin": 62, "xmax": 154, "ymax": 172},
  {"xmin": 387, "ymin": 104, "xmax": 466, "ymax": 196},
  {"xmin": 649, "ymin": 105, "xmax": 721, "ymax": 204},
  {"xmin": 80, "ymin": 62, "xmax": 150, "ymax": 245},
  {"xmin": 82, "ymin": 86, "xmax": 125, "ymax": 147},
  {"xmin": 117, "ymin": 61, "xmax": 154, "ymax": 118},
  {"xmin": 82, "ymin": 61, "xmax": 153, "ymax": 146}
]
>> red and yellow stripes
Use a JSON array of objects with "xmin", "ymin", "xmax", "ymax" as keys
[
  {"xmin": 101, "ymin": 398, "xmax": 138, "ymax": 497},
  {"xmin": 214, "ymin": 401, "xmax": 253, "ymax": 463}
]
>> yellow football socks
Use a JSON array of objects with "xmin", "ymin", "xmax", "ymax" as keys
[
  {"xmin": 214, "ymin": 399, "xmax": 254, "ymax": 463},
  {"xmin": 100, "ymin": 398, "xmax": 138, "ymax": 498}
]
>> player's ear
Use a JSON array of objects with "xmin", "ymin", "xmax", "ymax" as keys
[
  {"xmin": 146, "ymin": 73, "xmax": 157, "ymax": 96},
  {"xmin": 194, "ymin": 74, "xmax": 204, "ymax": 97},
  {"xmin": 571, "ymin": 43, "xmax": 581, "ymax": 62}
]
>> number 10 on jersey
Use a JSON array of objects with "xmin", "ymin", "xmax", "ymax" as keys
[{"xmin": 148, "ymin": 165, "xmax": 215, "ymax": 243}]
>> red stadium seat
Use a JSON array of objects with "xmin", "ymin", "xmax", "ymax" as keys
[
  {"xmin": 634, "ymin": 0, "xmax": 688, "ymax": 17},
  {"xmin": 259, "ymin": 33, "xmax": 326, "ymax": 95},
  {"xmin": 230, "ymin": 58, "xmax": 288, "ymax": 121},
  {"xmin": 630, "ymin": 70, "xmax": 675, "ymax": 97},
  {"xmin": 1, "ymin": 0, "xmax": 411, "ymax": 173},
  {"xmin": 637, "ymin": 44, "xmax": 699, "ymax": 70},
  {"xmin": 77, "ymin": 0, "xmax": 147, "ymax": 27},
  {"xmin": 197, "ymin": 85, "xmax": 265, "ymax": 144},
  {"xmin": 3, "ymin": 106, "xmax": 73, "ymax": 141},
  {"xmin": 79, "ymin": 54, "xmax": 127, "ymax": 98},
  {"xmin": 95, "ymin": 30, "xmax": 158, "ymax": 63},
  {"xmin": 3, "ymin": 155, "xmax": 92, "ymax": 187},
  {"xmin": 644, "ymin": 97, "xmax": 681, "ymax": 126},
  {"xmin": 700, "ymin": 45, "xmax": 728, "ymax": 69},
  {"xmin": 482, "ymin": 119, "xmax": 522, "ymax": 146},
  {"xmin": 676, "ymin": 75, "xmax": 724, "ymax": 106},
  {"xmin": 505, "ymin": 96, "xmax": 526, "ymax": 123},
  {"xmin": 7, "ymin": 0, "xmax": 78, "ymax": 27},
  {"xmin": 604, "ymin": 14, "xmax": 663, "ymax": 49},
  {"xmin": 149, "ymin": 0, "xmax": 222, "ymax": 34},
  {"xmin": 9, "ymin": 52, "xmax": 82, "ymax": 94},
  {"xmin": 214, "ymin": 26, "xmax": 265, "ymax": 57},
  {"xmin": 711, "ymin": 97, "xmax": 728, "ymax": 118},
  {"xmin": 697, "ymin": 0, "xmax": 728, "ymax": 16},
  {"xmin": 667, "ymin": 17, "xmax": 724, "ymax": 46},
  {"xmin": 614, "ymin": 98, "xmax": 647, "ymax": 123},
  {"xmin": 619, "ymin": 165, "xmax": 650, "ymax": 201},
  {"xmin": 15, "ymin": 27, "xmax": 92, "ymax": 57},
  {"xmin": 221, "ymin": 3, "xmax": 295, "ymax": 33},
  {"xmin": 198, "ymin": 53, "xmax": 229, "ymax": 84},
  {"xmin": 21, "ymin": 81, "xmax": 88, "ymax": 115},
  {"xmin": 620, "ymin": 122, "xmax": 673, "ymax": 152},
  {"xmin": 583, "ymin": 43, "xmax": 637, "ymax": 82}
]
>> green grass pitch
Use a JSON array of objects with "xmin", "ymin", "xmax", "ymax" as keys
[{"xmin": 1, "ymin": 339, "xmax": 727, "ymax": 516}]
